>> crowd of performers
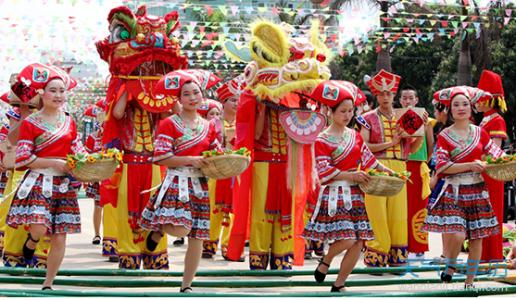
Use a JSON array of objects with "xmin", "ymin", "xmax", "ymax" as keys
[{"xmin": 0, "ymin": 5, "xmax": 514, "ymax": 293}]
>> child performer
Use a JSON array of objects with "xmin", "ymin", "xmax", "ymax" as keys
[
  {"xmin": 422, "ymin": 86, "xmax": 504, "ymax": 289},
  {"xmin": 202, "ymin": 77, "xmax": 243, "ymax": 260},
  {"xmin": 6, "ymin": 63, "xmax": 82, "ymax": 290},
  {"xmin": 475, "ymin": 70, "xmax": 508, "ymax": 263},
  {"xmin": 304, "ymin": 81, "xmax": 393, "ymax": 292},
  {"xmin": 399, "ymin": 87, "xmax": 433, "ymax": 258},
  {"xmin": 141, "ymin": 71, "xmax": 221, "ymax": 292},
  {"xmin": 83, "ymin": 102, "xmax": 105, "ymax": 245}
]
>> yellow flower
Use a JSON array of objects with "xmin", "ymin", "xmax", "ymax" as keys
[
  {"xmin": 68, "ymin": 161, "xmax": 76, "ymax": 169},
  {"xmin": 66, "ymin": 157, "xmax": 76, "ymax": 167},
  {"xmin": 87, "ymin": 156, "xmax": 96, "ymax": 163},
  {"xmin": 115, "ymin": 152, "xmax": 123, "ymax": 162}
]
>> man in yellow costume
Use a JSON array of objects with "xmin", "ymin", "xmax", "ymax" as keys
[
  {"xmin": 361, "ymin": 70, "xmax": 422, "ymax": 268},
  {"xmin": 223, "ymin": 20, "xmax": 330, "ymax": 269},
  {"xmin": 96, "ymin": 5, "xmax": 188, "ymax": 269}
]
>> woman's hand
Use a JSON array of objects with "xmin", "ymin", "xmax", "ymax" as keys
[
  {"xmin": 53, "ymin": 159, "xmax": 71, "ymax": 174},
  {"xmin": 190, "ymin": 156, "xmax": 209, "ymax": 168},
  {"xmin": 349, "ymin": 171, "xmax": 371, "ymax": 184},
  {"xmin": 469, "ymin": 160, "xmax": 486, "ymax": 172}
]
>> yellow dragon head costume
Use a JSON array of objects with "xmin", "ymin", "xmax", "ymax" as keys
[{"xmin": 225, "ymin": 20, "xmax": 331, "ymax": 103}]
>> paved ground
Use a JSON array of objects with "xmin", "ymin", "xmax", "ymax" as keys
[{"xmin": 0, "ymin": 196, "xmax": 514, "ymax": 296}]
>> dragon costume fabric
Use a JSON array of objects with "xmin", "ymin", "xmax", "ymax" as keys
[
  {"xmin": 223, "ymin": 20, "xmax": 331, "ymax": 268},
  {"xmin": 96, "ymin": 5, "xmax": 187, "ymax": 269}
]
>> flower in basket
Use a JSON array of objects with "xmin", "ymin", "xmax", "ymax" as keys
[
  {"xmin": 486, "ymin": 154, "xmax": 515, "ymax": 164},
  {"xmin": 367, "ymin": 169, "xmax": 411, "ymax": 181},
  {"xmin": 202, "ymin": 147, "xmax": 250, "ymax": 158},
  {"xmin": 87, "ymin": 156, "xmax": 97, "ymax": 163}
]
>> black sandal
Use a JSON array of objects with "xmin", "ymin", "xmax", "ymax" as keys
[
  {"xmin": 464, "ymin": 283, "xmax": 476, "ymax": 290},
  {"xmin": 23, "ymin": 233, "xmax": 39, "ymax": 260},
  {"xmin": 314, "ymin": 257, "xmax": 330, "ymax": 283},
  {"xmin": 145, "ymin": 231, "xmax": 163, "ymax": 252},
  {"xmin": 180, "ymin": 287, "xmax": 193, "ymax": 293},
  {"xmin": 41, "ymin": 286, "xmax": 52, "ymax": 291},
  {"xmin": 440, "ymin": 266, "xmax": 456, "ymax": 283},
  {"xmin": 92, "ymin": 235, "xmax": 101, "ymax": 245},
  {"xmin": 331, "ymin": 284, "xmax": 346, "ymax": 293}
]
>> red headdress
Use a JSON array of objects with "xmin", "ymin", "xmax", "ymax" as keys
[
  {"xmin": 477, "ymin": 70, "xmax": 507, "ymax": 113},
  {"xmin": 366, "ymin": 69, "xmax": 401, "ymax": 96},
  {"xmin": 0, "ymin": 92, "xmax": 9, "ymax": 104},
  {"xmin": 197, "ymin": 99, "xmax": 223, "ymax": 118},
  {"xmin": 154, "ymin": 70, "xmax": 202, "ymax": 98},
  {"xmin": 84, "ymin": 105, "xmax": 97, "ymax": 118},
  {"xmin": 216, "ymin": 75, "xmax": 247, "ymax": 103},
  {"xmin": 310, "ymin": 80, "xmax": 362, "ymax": 108},
  {"xmin": 10, "ymin": 63, "xmax": 76, "ymax": 108},
  {"xmin": 432, "ymin": 86, "xmax": 471, "ymax": 107}
]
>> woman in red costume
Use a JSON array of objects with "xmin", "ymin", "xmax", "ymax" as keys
[
  {"xmin": 422, "ymin": 86, "xmax": 505, "ymax": 289},
  {"xmin": 6, "ymin": 63, "xmax": 82, "ymax": 290},
  {"xmin": 475, "ymin": 70, "xmax": 508, "ymax": 263},
  {"xmin": 141, "ymin": 70, "xmax": 221, "ymax": 293},
  {"xmin": 304, "ymin": 80, "xmax": 393, "ymax": 292}
]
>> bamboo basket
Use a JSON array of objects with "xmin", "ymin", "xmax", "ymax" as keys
[
  {"xmin": 71, "ymin": 159, "xmax": 118, "ymax": 182},
  {"xmin": 359, "ymin": 175, "xmax": 405, "ymax": 196},
  {"xmin": 485, "ymin": 161, "xmax": 516, "ymax": 181},
  {"xmin": 201, "ymin": 154, "xmax": 251, "ymax": 179}
]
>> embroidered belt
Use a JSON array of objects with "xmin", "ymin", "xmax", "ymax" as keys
[
  {"xmin": 311, "ymin": 180, "xmax": 355, "ymax": 223},
  {"xmin": 123, "ymin": 153, "xmax": 153, "ymax": 164},
  {"xmin": 17, "ymin": 168, "xmax": 68, "ymax": 200},
  {"xmin": 432, "ymin": 172, "xmax": 485, "ymax": 209},
  {"xmin": 253, "ymin": 151, "xmax": 287, "ymax": 163},
  {"xmin": 153, "ymin": 167, "xmax": 205, "ymax": 209}
]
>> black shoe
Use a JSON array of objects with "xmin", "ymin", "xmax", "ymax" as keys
[
  {"xmin": 304, "ymin": 252, "xmax": 313, "ymax": 260},
  {"xmin": 180, "ymin": 287, "xmax": 193, "ymax": 293},
  {"xmin": 108, "ymin": 256, "xmax": 119, "ymax": 263},
  {"xmin": 23, "ymin": 233, "xmax": 39, "ymax": 261},
  {"xmin": 440, "ymin": 266, "xmax": 455, "ymax": 283},
  {"xmin": 41, "ymin": 286, "xmax": 52, "ymax": 291},
  {"xmin": 201, "ymin": 252, "xmax": 213, "ymax": 259},
  {"xmin": 314, "ymin": 257, "xmax": 330, "ymax": 283},
  {"xmin": 331, "ymin": 284, "xmax": 345, "ymax": 293},
  {"xmin": 173, "ymin": 237, "xmax": 184, "ymax": 246},
  {"xmin": 92, "ymin": 235, "xmax": 101, "ymax": 245},
  {"xmin": 146, "ymin": 231, "xmax": 162, "ymax": 252}
]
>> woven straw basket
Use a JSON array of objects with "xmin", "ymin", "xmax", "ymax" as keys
[
  {"xmin": 201, "ymin": 154, "xmax": 251, "ymax": 179},
  {"xmin": 72, "ymin": 159, "xmax": 118, "ymax": 182},
  {"xmin": 359, "ymin": 175, "xmax": 405, "ymax": 196},
  {"xmin": 485, "ymin": 161, "xmax": 516, "ymax": 182}
]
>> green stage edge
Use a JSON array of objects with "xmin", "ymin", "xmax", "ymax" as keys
[
  {"xmin": 0, "ymin": 286, "xmax": 515, "ymax": 297},
  {"xmin": 0, "ymin": 274, "xmax": 501, "ymax": 288},
  {"xmin": 0, "ymin": 265, "xmax": 497, "ymax": 277}
]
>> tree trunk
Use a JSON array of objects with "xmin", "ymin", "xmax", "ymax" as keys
[
  {"xmin": 457, "ymin": 38, "xmax": 472, "ymax": 85},
  {"xmin": 376, "ymin": 48, "xmax": 392, "ymax": 72},
  {"xmin": 457, "ymin": 3, "xmax": 472, "ymax": 85},
  {"xmin": 376, "ymin": 1, "xmax": 392, "ymax": 72}
]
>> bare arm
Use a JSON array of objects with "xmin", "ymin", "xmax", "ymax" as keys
[
  {"xmin": 112, "ymin": 91, "xmax": 128, "ymax": 120},
  {"xmin": 409, "ymin": 136, "xmax": 424, "ymax": 154},
  {"xmin": 26, "ymin": 158, "xmax": 69, "ymax": 173},
  {"xmin": 155, "ymin": 155, "xmax": 208, "ymax": 168},
  {"xmin": 440, "ymin": 161, "xmax": 485, "ymax": 175},
  {"xmin": 7, "ymin": 119, "xmax": 20, "ymax": 145},
  {"xmin": 425, "ymin": 124, "xmax": 434, "ymax": 162}
]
